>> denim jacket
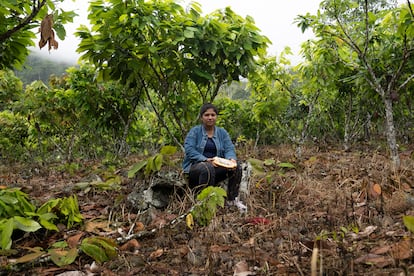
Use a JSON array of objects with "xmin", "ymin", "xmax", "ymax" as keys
[{"xmin": 182, "ymin": 125, "xmax": 237, "ymax": 173}]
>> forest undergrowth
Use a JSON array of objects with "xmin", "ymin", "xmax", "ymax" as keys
[{"xmin": 1, "ymin": 143, "xmax": 414, "ymax": 275}]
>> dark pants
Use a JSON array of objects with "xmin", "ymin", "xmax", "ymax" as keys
[{"xmin": 188, "ymin": 161, "xmax": 242, "ymax": 200}]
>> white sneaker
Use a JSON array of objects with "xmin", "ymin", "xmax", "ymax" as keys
[{"xmin": 227, "ymin": 197, "xmax": 247, "ymax": 213}]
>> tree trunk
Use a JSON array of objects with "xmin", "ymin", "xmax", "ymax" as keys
[
  {"xmin": 343, "ymin": 92, "xmax": 353, "ymax": 151},
  {"xmin": 383, "ymin": 97, "xmax": 400, "ymax": 168}
]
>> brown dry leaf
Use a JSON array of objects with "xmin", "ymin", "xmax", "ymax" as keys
[
  {"xmin": 354, "ymin": 253, "xmax": 394, "ymax": 268},
  {"xmin": 11, "ymin": 251, "xmax": 45, "ymax": 264},
  {"xmin": 384, "ymin": 190, "xmax": 411, "ymax": 214},
  {"xmin": 38, "ymin": 14, "xmax": 58, "ymax": 51},
  {"xmin": 178, "ymin": 245, "xmax": 190, "ymax": 257},
  {"xmin": 370, "ymin": 244, "xmax": 391, "ymax": 255},
  {"xmin": 233, "ymin": 260, "xmax": 254, "ymax": 276},
  {"xmin": 84, "ymin": 220, "xmax": 111, "ymax": 233},
  {"xmin": 149, "ymin": 248, "xmax": 164, "ymax": 260},
  {"xmin": 372, "ymin": 183, "xmax": 382, "ymax": 196},
  {"xmin": 67, "ymin": 232, "xmax": 84, "ymax": 248},
  {"xmin": 367, "ymin": 182, "xmax": 381, "ymax": 199},
  {"xmin": 119, "ymin": 239, "xmax": 141, "ymax": 252},
  {"xmin": 209, "ymin": 244, "xmax": 230, "ymax": 253},
  {"xmin": 390, "ymin": 238, "xmax": 412, "ymax": 260},
  {"xmin": 134, "ymin": 221, "xmax": 145, "ymax": 232},
  {"xmin": 401, "ymin": 182, "xmax": 411, "ymax": 191},
  {"xmin": 242, "ymin": 237, "xmax": 255, "ymax": 247},
  {"xmin": 149, "ymin": 218, "xmax": 167, "ymax": 229},
  {"xmin": 349, "ymin": 225, "xmax": 377, "ymax": 240}
]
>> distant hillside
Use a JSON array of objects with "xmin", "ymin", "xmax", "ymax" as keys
[{"xmin": 14, "ymin": 52, "xmax": 77, "ymax": 86}]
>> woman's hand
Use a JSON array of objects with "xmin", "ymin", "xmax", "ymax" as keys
[
  {"xmin": 228, "ymin": 159, "xmax": 237, "ymax": 170},
  {"xmin": 206, "ymin": 158, "xmax": 217, "ymax": 166}
]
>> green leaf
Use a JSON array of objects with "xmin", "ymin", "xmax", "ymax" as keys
[
  {"xmin": 193, "ymin": 68, "xmax": 213, "ymax": 81},
  {"xmin": 54, "ymin": 23, "xmax": 66, "ymax": 41},
  {"xmin": 263, "ymin": 159, "xmax": 275, "ymax": 166},
  {"xmin": 192, "ymin": 186, "xmax": 227, "ymax": 226},
  {"xmin": 153, "ymin": 154, "xmax": 163, "ymax": 172},
  {"xmin": 247, "ymin": 158, "xmax": 265, "ymax": 175},
  {"xmin": 13, "ymin": 216, "xmax": 42, "ymax": 232},
  {"xmin": 160, "ymin": 145, "xmax": 177, "ymax": 155},
  {"xmin": 49, "ymin": 247, "xmax": 78, "ymax": 267},
  {"xmin": 119, "ymin": 14, "xmax": 128, "ymax": 23},
  {"xmin": 80, "ymin": 237, "xmax": 117, "ymax": 263},
  {"xmin": 73, "ymin": 182, "xmax": 92, "ymax": 190},
  {"xmin": 128, "ymin": 160, "xmax": 147, "ymax": 178},
  {"xmin": 81, "ymin": 243, "xmax": 107, "ymax": 263},
  {"xmin": 403, "ymin": 216, "xmax": 414, "ymax": 233},
  {"xmin": 0, "ymin": 218, "xmax": 14, "ymax": 250},
  {"xmin": 39, "ymin": 218, "xmax": 59, "ymax": 231},
  {"xmin": 51, "ymin": 241, "xmax": 69, "ymax": 249},
  {"xmin": 0, "ymin": 194, "xmax": 18, "ymax": 205},
  {"xmin": 278, "ymin": 162, "xmax": 295, "ymax": 169},
  {"xmin": 37, "ymin": 198, "xmax": 61, "ymax": 215}
]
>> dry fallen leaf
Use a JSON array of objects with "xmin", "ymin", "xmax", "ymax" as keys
[
  {"xmin": 178, "ymin": 245, "xmax": 190, "ymax": 257},
  {"xmin": 390, "ymin": 238, "xmax": 412, "ymax": 260},
  {"xmin": 365, "ymin": 181, "xmax": 381, "ymax": 200},
  {"xmin": 149, "ymin": 248, "xmax": 164, "ymax": 260},
  {"xmin": 210, "ymin": 244, "xmax": 230, "ymax": 253},
  {"xmin": 134, "ymin": 221, "xmax": 145, "ymax": 232},
  {"xmin": 67, "ymin": 232, "xmax": 84, "ymax": 248},
  {"xmin": 233, "ymin": 260, "xmax": 254, "ymax": 276},
  {"xmin": 85, "ymin": 220, "xmax": 111, "ymax": 233},
  {"xmin": 370, "ymin": 244, "xmax": 391, "ymax": 255},
  {"xmin": 371, "ymin": 183, "xmax": 382, "ymax": 197},
  {"xmin": 242, "ymin": 237, "xmax": 255, "ymax": 248},
  {"xmin": 119, "ymin": 239, "xmax": 141, "ymax": 252},
  {"xmin": 349, "ymin": 225, "xmax": 377, "ymax": 240},
  {"xmin": 354, "ymin": 253, "xmax": 394, "ymax": 268}
]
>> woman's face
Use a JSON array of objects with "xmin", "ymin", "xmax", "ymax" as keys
[{"xmin": 201, "ymin": 108, "xmax": 217, "ymax": 128}]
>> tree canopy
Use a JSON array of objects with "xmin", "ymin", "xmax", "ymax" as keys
[
  {"xmin": 76, "ymin": 0, "xmax": 270, "ymax": 146},
  {"xmin": 296, "ymin": 0, "xmax": 414, "ymax": 166}
]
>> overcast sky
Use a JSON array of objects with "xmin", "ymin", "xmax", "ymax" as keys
[{"xmin": 32, "ymin": 0, "xmax": 322, "ymax": 64}]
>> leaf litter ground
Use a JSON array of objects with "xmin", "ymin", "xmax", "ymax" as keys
[{"xmin": 1, "ymin": 144, "xmax": 414, "ymax": 275}]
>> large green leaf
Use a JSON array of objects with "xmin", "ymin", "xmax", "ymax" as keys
[
  {"xmin": 0, "ymin": 194, "xmax": 18, "ymax": 205},
  {"xmin": 13, "ymin": 216, "xmax": 42, "ymax": 232},
  {"xmin": 80, "ymin": 243, "xmax": 108, "ymax": 263},
  {"xmin": 0, "ymin": 218, "xmax": 13, "ymax": 249},
  {"xmin": 128, "ymin": 160, "xmax": 147, "ymax": 178},
  {"xmin": 80, "ymin": 237, "xmax": 117, "ymax": 263}
]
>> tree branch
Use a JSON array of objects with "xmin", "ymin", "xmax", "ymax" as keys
[
  {"xmin": 398, "ymin": 73, "xmax": 414, "ymax": 90},
  {"xmin": 140, "ymin": 73, "xmax": 184, "ymax": 151},
  {"xmin": 407, "ymin": 0, "xmax": 414, "ymax": 18},
  {"xmin": 0, "ymin": 0, "xmax": 47, "ymax": 43}
]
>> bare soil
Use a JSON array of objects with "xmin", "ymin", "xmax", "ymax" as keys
[{"xmin": 1, "ymin": 144, "xmax": 414, "ymax": 275}]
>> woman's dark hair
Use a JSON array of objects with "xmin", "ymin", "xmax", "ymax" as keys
[{"xmin": 199, "ymin": 103, "xmax": 218, "ymax": 117}]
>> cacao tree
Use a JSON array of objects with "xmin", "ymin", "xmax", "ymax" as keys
[
  {"xmin": 247, "ymin": 49, "xmax": 294, "ymax": 147},
  {"xmin": 297, "ymin": 0, "xmax": 414, "ymax": 167},
  {"xmin": 76, "ymin": 0, "xmax": 270, "ymax": 148}
]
